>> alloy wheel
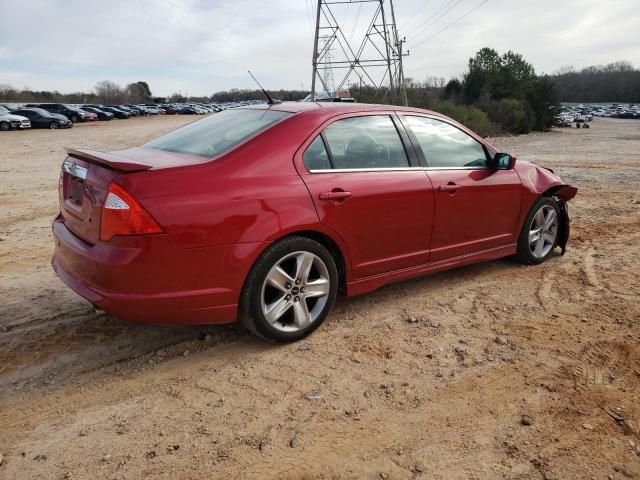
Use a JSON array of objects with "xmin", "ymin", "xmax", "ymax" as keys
[
  {"xmin": 528, "ymin": 205, "xmax": 558, "ymax": 259},
  {"xmin": 260, "ymin": 251, "xmax": 331, "ymax": 333}
]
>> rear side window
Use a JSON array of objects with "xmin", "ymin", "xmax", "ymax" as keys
[
  {"xmin": 323, "ymin": 115, "xmax": 409, "ymax": 169},
  {"xmin": 146, "ymin": 109, "xmax": 291, "ymax": 158},
  {"xmin": 303, "ymin": 136, "xmax": 331, "ymax": 170},
  {"xmin": 404, "ymin": 116, "xmax": 487, "ymax": 168}
]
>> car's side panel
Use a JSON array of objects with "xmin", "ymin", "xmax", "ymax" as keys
[
  {"xmin": 292, "ymin": 111, "xmax": 435, "ymax": 279},
  {"xmin": 301, "ymin": 170, "xmax": 435, "ymax": 278},
  {"xmin": 426, "ymin": 168, "xmax": 522, "ymax": 261},
  {"xmin": 130, "ymin": 172, "xmax": 320, "ymax": 248},
  {"xmin": 395, "ymin": 112, "xmax": 523, "ymax": 261},
  {"xmin": 346, "ymin": 243, "xmax": 517, "ymax": 297}
]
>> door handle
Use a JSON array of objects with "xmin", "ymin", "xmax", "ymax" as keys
[
  {"xmin": 438, "ymin": 182, "xmax": 460, "ymax": 193},
  {"xmin": 319, "ymin": 190, "xmax": 352, "ymax": 202}
]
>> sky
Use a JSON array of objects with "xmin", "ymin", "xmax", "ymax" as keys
[{"xmin": 0, "ymin": 0, "xmax": 638, "ymax": 97}]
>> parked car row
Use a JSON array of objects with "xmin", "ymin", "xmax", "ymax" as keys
[
  {"xmin": 554, "ymin": 103, "xmax": 640, "ymax": 127},
  {"xmin": 0, "ymin": 100, "xmax": 267, "ymax": 131},
  {"xmin": 0, "ymin": 105, "xmax": 72, "ymax": 130}
]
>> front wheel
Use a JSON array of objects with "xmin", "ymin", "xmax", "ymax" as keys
[
  {"xmin": 49, "ymin": 122, "xmax": 58, "ymax": 129},
  {"xmin": 239, "ymin": 236, "xmax": 338, "ymax": 342},
  {"xmin": 0, "ymin": 121, "xmax": 10, "ymax": 131},
  {"xmin": 515, "ymin": 196, "xmax": 561, "ymax": 264}
]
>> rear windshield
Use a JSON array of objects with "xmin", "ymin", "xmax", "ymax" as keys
[{"xmin": 145, "ymin": 109, "xmax": 291, "ymax": 158}]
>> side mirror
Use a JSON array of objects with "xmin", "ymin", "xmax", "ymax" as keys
[{"xmin": 490, "ymin": 152, "xmax": 516, "ymax": 170}]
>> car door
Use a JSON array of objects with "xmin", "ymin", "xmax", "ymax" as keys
[
  {"xmin": 17, "ymin": 110, "xmax": 38, "ymax": 126},
  {"xmin": 296, "ymin": 113, "xmax": 435, "ymax": 279},
  {"xmin": 400, "ymin": 114, "xmax": 522, "ymax": 262}
]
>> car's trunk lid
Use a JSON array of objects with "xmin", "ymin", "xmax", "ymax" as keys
[
  {"xmin": 59, "ymin": 148, "xmax": 157, "ymax": 245},
  {"xmin": 59, "ymin": 147, "xmax": 211, "ymax": 244}
]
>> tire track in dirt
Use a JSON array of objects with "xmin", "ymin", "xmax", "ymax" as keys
[
  {"xmin": 583, "ymin": 247, "xmax": 602, "ymax": 292},
  {"xmin": 568, "ymin": 341, "xmax": 639, "ymax": 395},
  {"xmin": 0, "ymin": 340, "xmax": 265, "ymax": 433}
]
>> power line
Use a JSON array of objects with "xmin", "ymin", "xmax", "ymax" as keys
[
  {"xmin": 412, "ymin": 0, "xmax": 489, "ymax": 49},
  {"xmin": 348, "ymin": 3, "xmax": 362, "ymax": 43},
  {"xmin": 407, "ymin": 0, "xmax": 466, "ymax": 39},
  {"xmin": 400, "ymin": 0, "xmax": 433, "ymax": 33},
  {"xmin": 405, "ymin": 0, "xmax": 462, "ymax": 38},
  {"xmin": 305, "ymin": 0, "xmax": 315, "ymax": 36}
]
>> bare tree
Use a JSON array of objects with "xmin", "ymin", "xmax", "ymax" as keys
[
  {"xmin": 94, "ymin": 80, "xmax": 125, "ymax": 104},
  {"xmin": 0, "ymin": 83, "xmax": 18, "ymax": 101}
]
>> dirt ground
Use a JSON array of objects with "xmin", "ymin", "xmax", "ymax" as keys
[{"xmin": 0, "ymin": 116, "xmax": 639, "ymax": 480}]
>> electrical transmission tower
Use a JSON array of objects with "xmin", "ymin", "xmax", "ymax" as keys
[
  {"xmin": 311, "ymin": 0, "xmax": 408, "ymax": 105},
  {"xmin": 319, "ymin": 35, "xmax": 336, "ymax": 94}
]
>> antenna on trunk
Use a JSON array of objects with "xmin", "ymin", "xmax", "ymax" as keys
[{"xmin": 248, "ymin": 70, "xmax": 281, "ymax": 105}]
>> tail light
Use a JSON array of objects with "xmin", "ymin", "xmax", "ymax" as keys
[{"xmin": 100, "ymin": 182, "xmax": 162, "ymax": 241}]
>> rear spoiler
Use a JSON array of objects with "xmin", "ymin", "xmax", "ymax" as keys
[{"xmin": 66, "ymin": 147, "xmax": 152, "ymax": 172}]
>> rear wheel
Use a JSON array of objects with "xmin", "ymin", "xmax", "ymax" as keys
[
  {"xmin": 0, "ymin": 121, "xmax": 10, "ymax": 131},
  {"xmin": 239, "ymin": 236, "xmax": 338, "ymax": 342},
  {"xmin": 515, "ymin": 196, "xmax": 560, "ymax": 264},
  {"xmin": 49, "ymin": 122, "xmax": 58, "ymax": 129}
]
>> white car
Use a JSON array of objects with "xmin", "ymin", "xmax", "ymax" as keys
[{"xmin": 0, "ymin": 112, "xmax": 31, "ymax": 131}]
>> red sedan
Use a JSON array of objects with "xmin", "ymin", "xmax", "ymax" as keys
[{"xmin": 52, "ymin": 103, "xmax": 577, "ymax": 341}]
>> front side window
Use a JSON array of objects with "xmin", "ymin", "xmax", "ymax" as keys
[
  {"xmin": 145, "ymin": 109, "xmax": 291, "ymax": 158},
  {"xmin": 323, "ymin": 115, "xmax": 409, "ymax": 169},
  {"xmin": 404, "ymin": 116, "xmax": 487, "ymax": 168}
]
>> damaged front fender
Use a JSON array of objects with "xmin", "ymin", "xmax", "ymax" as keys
[
  {"xmin": 557, "ymin": 201, "xmax": 571, "ymax": 255},
  {"xmin": 551, "ymin": 184, "xmax": 578, "ymax": 201},
  {"xmin": 549, "ymin": 185, "xmax": 577, "ymax": 255},
  {"xmin": 515, "ymin": 161, "xmax": 578, "ymax": 255}
]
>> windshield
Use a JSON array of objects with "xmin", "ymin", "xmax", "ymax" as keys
[{"xmin": 145, "ymin": 109, "xmax": 291, "ymax": 158}]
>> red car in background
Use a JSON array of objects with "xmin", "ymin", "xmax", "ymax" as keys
[
  {"xmin": 52, "ymin": 103, "xmax": 577, "ymax": 342},
  {"xmin": 83, "ymin": 111, "xmax": 98, "ymax": 121}
]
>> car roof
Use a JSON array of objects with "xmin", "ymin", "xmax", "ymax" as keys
[{"xmin": 239, "ymin": 101, "xmax": 440, "ymax": 119}]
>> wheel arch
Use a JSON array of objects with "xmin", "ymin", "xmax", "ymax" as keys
[
  {"xmin": 540, "ymin": 187, "xmax": 575, "ymax": 255},
  {"xmin": 287, "ymin": 230, "xmax": 348, "ymax": 293},
  {"xmin": 239, "ymin": 226, "xmax": 351, "ymax": 303}
]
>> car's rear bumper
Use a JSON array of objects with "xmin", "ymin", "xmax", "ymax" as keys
[{"xmin": 52, "ymin": 217, "xmax": 265, "ymax": 324}]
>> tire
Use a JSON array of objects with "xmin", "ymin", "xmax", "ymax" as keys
[
  {"xmin": 49, "ymin": 122, "xmax": 58, "ymax": 129},
  {"xmin": 515, "ymin": 196, "xmax": 561, "ymax": 265},
  {"xmin": 0, "ymin": 121, "xmax": 9, "ymax": 131},
  {"xmin": 239, "ymin": 236, "xmax": 338, "ymax": 342},
  {"xmin": 70, "ymin": 115, "xmax": 78, "ymax": 123}
]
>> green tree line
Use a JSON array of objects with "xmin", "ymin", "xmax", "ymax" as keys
[{"xmin": 358, "ymin": 47, "xmax": 561, "ymax": 136}]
